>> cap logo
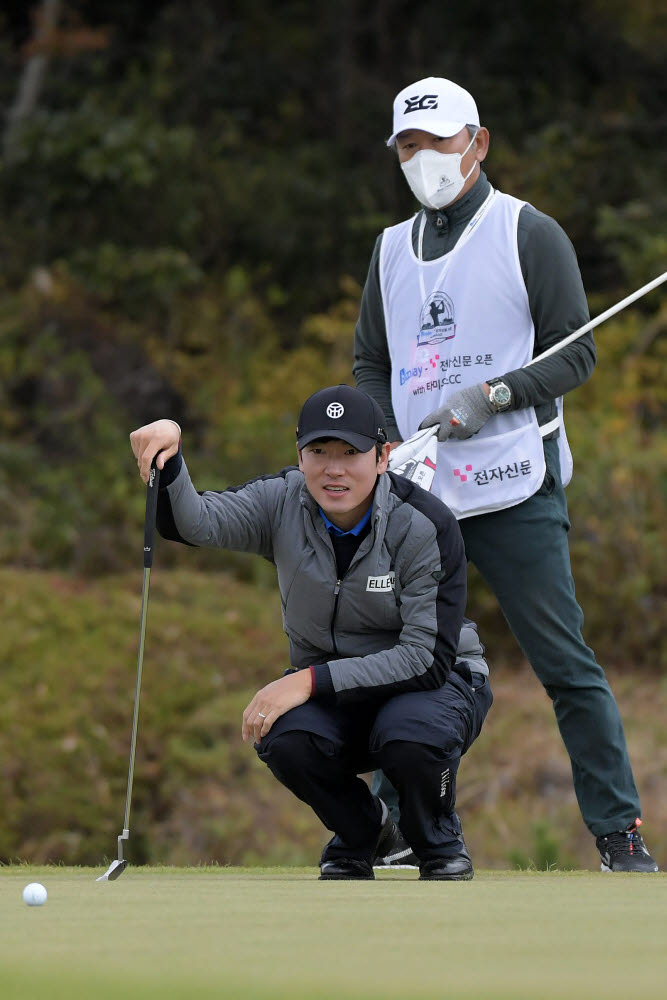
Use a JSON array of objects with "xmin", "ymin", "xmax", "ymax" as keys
[
  {"xmin": 326, "ymin": 402, "xmax": 344, "ymax": 419},
  {"xmin": 404, "ymin": 94, "xmax": 438, "ymax": 114}
]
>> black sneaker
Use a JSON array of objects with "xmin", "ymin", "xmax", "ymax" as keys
[
  {"xmin": 374, "ymin": 821, "xmax": 419, "ymax": 870},
  {"xmin": 596, "ymin": 819, "xmax": 659, "ymax": 872}
]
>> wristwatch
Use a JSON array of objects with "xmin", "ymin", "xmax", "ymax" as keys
[{"xmin": 487, "ymin": 378, "xmax": 513, "ymax": 412}]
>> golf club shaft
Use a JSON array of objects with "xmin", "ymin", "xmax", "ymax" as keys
[
  {"xmin": 121, "ymin": 565, "xmax": 151, "ymax": 837},
  {"xmin": 525, "ymin": 270, "xmax": 667, "ymax": 367},
  {"xmin": 117, "ymin": 461, "xmax": 161, "ymax": 861}
]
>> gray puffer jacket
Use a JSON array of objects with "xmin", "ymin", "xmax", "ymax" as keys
[{"xmin": 156, "ymin": 453, "xmax": 488, "ymax": 704}]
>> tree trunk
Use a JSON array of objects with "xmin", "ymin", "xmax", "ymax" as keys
[{"xmin": 3, "ymin": 0, "xmax": 62, "ymax": 163}]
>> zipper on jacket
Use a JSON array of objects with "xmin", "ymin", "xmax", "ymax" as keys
[{"xmin": 330, "ymin": 579, "xmax": 341, "ymax": 655}]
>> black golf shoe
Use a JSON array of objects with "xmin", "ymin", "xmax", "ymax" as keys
[
  {"xmin": 319, "ymin": 858, "xmax": 374, "ymax": 880},
  {"xmin": 419, "ymin": 842, "xmax": 474, "ymax": 881},
  {"xmin": 596, "ymin": 819, "xmax": 659, "ymax": 872},
  {"xmin": 319, "ymin": 799, "xmax": 396, "ymax": 880}
]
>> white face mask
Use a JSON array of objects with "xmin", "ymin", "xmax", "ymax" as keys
[{"xmin": 401, "ymin": 133, "xmax": 477, "ymax": 210}]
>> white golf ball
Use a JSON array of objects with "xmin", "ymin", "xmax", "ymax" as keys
[{"xmin": 22, "ymin": 882, "xmax": 47, "ymax": 906}]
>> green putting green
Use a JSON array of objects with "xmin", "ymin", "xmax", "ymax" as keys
[{"xmin": 0, "ymin": 866, "xmax": 664, "ymax": 999}]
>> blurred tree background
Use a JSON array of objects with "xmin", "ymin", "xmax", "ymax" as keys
[{"xmin": 0, "ymin": 1, "xmax": 665, "ymax": 867}]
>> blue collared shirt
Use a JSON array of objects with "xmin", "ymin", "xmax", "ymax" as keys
[{"xmin": 318, "ymin": 505, "xmax": 372, "ymax": 537}]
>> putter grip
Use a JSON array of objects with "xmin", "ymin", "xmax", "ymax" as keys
[{"xmin": 143, "ymin": 461, "xmax": 161, "ymax": 568}]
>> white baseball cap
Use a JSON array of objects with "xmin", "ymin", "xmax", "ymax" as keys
[{"xmin": 387, "ymin": 77, "xmax": 480, "ymax": 147}]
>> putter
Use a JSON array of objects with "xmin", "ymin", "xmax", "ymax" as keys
[
  {"xmin": 97, "ymin": 460, "xmax": 161, "ymax": 882},
  {"xmin": 389, "ymin": 270, "xmax": 667, "ymax": 481}
]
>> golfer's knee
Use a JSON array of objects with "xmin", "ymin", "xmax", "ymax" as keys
[{"xmin": 257, "ymin": 729, "xmax": 322, "ymax": 779}]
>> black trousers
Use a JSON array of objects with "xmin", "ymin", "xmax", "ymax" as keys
[{"xmin": 256, "ymin": 670, "xmax": 492, "ymax": 864}]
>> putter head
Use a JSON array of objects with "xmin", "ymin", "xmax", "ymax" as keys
[{"xmin": 96, "ymin": 859, "xmax": 128, "ymax": 882}]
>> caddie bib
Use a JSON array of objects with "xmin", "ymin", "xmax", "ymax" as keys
[{"xmin": 379, "ymin": 191, "xmax": 571, "ymax": 519}]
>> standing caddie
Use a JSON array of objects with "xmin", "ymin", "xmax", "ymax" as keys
[
  {"xmin": 354, "ymin": 76, "xmax": 658, "ymax": 872},
  {"xmin": 130, "ymin": 384, "xmax": 492, "ymax": 880}
]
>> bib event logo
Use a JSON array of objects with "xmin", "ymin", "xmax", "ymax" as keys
[{"xmin": 417, "ymin": 291, "xmax": 456, "ymax": 346}]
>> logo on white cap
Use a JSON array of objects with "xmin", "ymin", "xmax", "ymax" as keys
[
  {"xmin": 404, "ymin": 94, "xmax": 439, "ymax": 114},
  {"xmin": 326, "ymin": 402, "xmax": 344, "ymax": 419}
]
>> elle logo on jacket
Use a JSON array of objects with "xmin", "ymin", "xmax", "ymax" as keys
[{"xmin": 366, "ymin": 573, "xmax": 395, "ymax": 592}]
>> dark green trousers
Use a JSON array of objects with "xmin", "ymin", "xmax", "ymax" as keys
[{"xmin": 374, "ymin": 437, "xmax": 641, "ymax": 837}]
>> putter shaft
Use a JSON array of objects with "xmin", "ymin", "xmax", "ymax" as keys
[{"xmin": 120, "ymin": 564, "xmax": 152, "ymax": 855}]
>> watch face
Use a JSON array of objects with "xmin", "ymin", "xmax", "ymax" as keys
[{"xmin": 493, "ymin": 385, "xmax": 511, "ymax": 407}]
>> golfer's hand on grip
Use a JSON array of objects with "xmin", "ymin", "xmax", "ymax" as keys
[
  {"xmin": 242, "ymin": 670, "xmax": 313, "ymax": 744},
  {"xmin": 130, "ymin": 419, "xmax": 181, "ymax": 483}
]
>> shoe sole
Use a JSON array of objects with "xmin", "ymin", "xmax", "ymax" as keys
[
  {"xmin": 419, "ymin": 870, "xmax": 474, "ymax": 881},
  {"xmin": 600, "ymin": 862, "xmax": 659, "ymax": 873}
]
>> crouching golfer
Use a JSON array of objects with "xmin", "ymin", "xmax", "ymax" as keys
[{"xmin": 130, "ymin": 384, "xmax": 492, "ymax": 880}]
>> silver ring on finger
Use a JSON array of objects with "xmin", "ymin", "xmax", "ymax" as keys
[{"xmin": 257, "ymin": 712, "xmax": 266, "ymax": 719}]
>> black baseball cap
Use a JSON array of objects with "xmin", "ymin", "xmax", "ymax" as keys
[{"xmin": 296, "ymin": 385, "xmax": 388, "ymax": 453}]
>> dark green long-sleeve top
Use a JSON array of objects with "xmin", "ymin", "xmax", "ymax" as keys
[{"xmin": 353, "ymin": 171, "xmax": 595, "ymax": 442}]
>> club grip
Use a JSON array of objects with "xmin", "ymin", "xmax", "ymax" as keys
[{"xmin": 143, "ymin": 461, "xmax": 161, "ymax": 568}]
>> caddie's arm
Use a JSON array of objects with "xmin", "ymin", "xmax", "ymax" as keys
[{"xmin": 353, "ymin": 234, "xmax": 402, "ymax": 446}]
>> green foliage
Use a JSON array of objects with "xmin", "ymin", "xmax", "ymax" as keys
[
  {"xmin": 0, "ymin": 280, "xmax": 137, "ymax": 570},
  {"xmin": 596, "ymin": 202, "xmax": 667, "ymax": 290},
  {"xmin": 1, "ymin": 101, "xmax": 201, "ymax": 287}
]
